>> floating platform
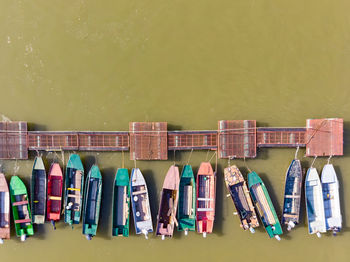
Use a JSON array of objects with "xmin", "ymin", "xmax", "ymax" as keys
[{"xmin": 0, "ymin": 118, "xmax": 343, "ymax": 160}]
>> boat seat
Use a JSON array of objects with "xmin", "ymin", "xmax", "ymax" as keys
[
  {"xmin": 67, "ymin": 188, "xmax": 80, "ymax": 191},
  {"xmin": 197, "ymin": 198, "xmax": 213, "ymax": 201},
  {"xmin": 132, "ymin": 190, "xmax": 147, "ymax": 196},
  {"xmin": 67, "ymin": 194, "xmax": 80, "ymax": 198},
  {"xmin": 15, "ymin": 218, "xmax": 31, "ymax": 224},
  {"xmin": 283, "ymin": 214, "xmax": 298, "ymax": 218},
  {"xmin": 285, "ymin": 195, "xmax": 300, "ymax": 198},
  {"xmin": 197, "ymin": 208, "xmax": 213, "ymax": 211},
  {"xmin": 12, "ymin": 200, "xmax": 28, "ymax": 206},
  {"xmin": 49, "ymin": 196, "xmax": 62, "ymax": 201}
]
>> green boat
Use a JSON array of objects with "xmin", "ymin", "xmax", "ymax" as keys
[
  {"xmin": 112, "ymin": 168, "xmax": 130, "ymax": 237},
  {"xmin": 82, "ymin": 165, "xmax": 102, "ymax": 240},
  {"xmin": 9, "ymin": 176, "xmax": 34, "ymax": 241},
  {"xmin": 248, "ymin": 171, "xmax": 283, "ymax": 240},
  {"xmin": 64, "ymin": 154, "xmax": 84, "ymax": 226},
  {"xmin": 177, "ymin": 165, "xmax": 196, "ymax": 235}
]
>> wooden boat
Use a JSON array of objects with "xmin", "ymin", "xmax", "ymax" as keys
[
  {"xmin": 112, "ymin": 168, "xmax": 130, "ymax": 237},
  {"xmin": 82, "ymin": 165, "xmax": 102, "ymax": 240},
  {"xmin": 224, "ymin": 165, "xmax": 259, "ymax": 232},
  {"xmin": 321, "ymin": 164, "xmax": 342, "ymax": 235},
  {"xmin": 46, "ymin": 163, "xmax": 63, "ymax": 229},
  {"xmin": 248, "ymin": 171, "xmax": 282, "ymax": 240},
  {"xmin": 196, "ymin": 162, "xmax": 216, "ymax": 238},
  {"xmin": 10, "ymin": 176, "xmax": 34, "ymax": 241},
  {"xmin": 0, "ymin": 173, "xmax": 10, "ymax": 244},
  {"xmin": 64, "ymin": 154, "xmax": 84, "ymax": 226},
  {"xmin": 130, "ymin": 168, "xmax": 153, "ymax": 239},
  {"xmin": 177, "ymin": 165, "xmax": 196, "ymax": 235},
  {"xmin": 156, "ymin": 165, "xmax": 180, "ymax": 239},
  {"xmin": 31, "ymin": 156, "xmax": 47, "ymax": 224},
  {"xmin": 305, "ymin": 167, "xmax": 326, "ymax": 237},
  {"xmin": 281, "ymin": 159, "xmax": 302, "ymax": 231}
]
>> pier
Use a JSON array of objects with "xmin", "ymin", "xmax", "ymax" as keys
[{"xmin": 0, "ymin": 118, "xmax": 343, "ymax": 160}]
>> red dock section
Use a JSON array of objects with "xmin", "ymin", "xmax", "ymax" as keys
[{"xmin": 0, "ymin": 118, "xmax": 343, "ymax": 160}]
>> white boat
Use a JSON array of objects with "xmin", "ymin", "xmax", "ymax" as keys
[
  {"xmin": 321, "ymin": 164, "xmax": 342, "ymax": 235},
  {"xmin": 305, "ymin": 168, "xmax": 326, "ymax": 237},
  {"xmin": 130, "ymin": 168, "xmax": 153, "ymax": 239}
]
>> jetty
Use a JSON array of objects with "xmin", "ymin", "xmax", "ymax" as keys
[{"xmin": 0, "ymin": 118, "xmax": 343, "ymax": 160}]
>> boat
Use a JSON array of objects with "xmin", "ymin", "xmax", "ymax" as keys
[
  {"xmin": 177, "ymin": 165, "xmax": 196, "ymax": 235},
  {"xmin": 82, "ymin": 165, "xmax": 102, "ymax": 240},
  {"xmin": 31, "ymin": 156, "xmax": 47, "ymax": 224},
  {"xmin": 112, "ymin": 168, "xmax": 130, "ymax": 237},
  {"xmin": 46, "ymin": 163, "xmax": 63, "ymax": 229},
  {"xmin": 196, "ymin": 162, "xmax": 216, "ymax": 238},
  {"xmin": 64, "ymin": 154, "xmax": 84, "ymax": 226},
  {"xmin": 156, "ymin": 165, "xmax": 180, "ymax": 239},
  {"xmin": 305, "ymin": 167, "xmax": 326, "ymax": 237},
  {"xmin": 281, "ymin": 159, "xmax": 302, "ymax": 231},
  {"xmin": 130, "ymin": 168, "xmax": 153, "ymax": 239},
  {"xmin": 10, "ymin": 176, "xmax": 34, "ymax": 241},
  {"xmin": 224, "ymin": 165, "xmax": 259, "ymax": 233},
  {"xmin": 0, "ymin": 173, "xmax": 10, "ymax": 244},
  {"xmin": 248, "ymin": 171, "xmax": 282, "ymax": 240},
  {"xmin": 321, "ymin": 164, "xmax": 342, "ymax": 235}
]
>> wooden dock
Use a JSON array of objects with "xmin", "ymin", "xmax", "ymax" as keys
[{"xmin": 0, "ymin": 118, "xmax": 343, "ymax": 160}]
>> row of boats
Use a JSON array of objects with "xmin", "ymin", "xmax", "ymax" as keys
[{"xmin": 0, "ymin": 153, "xmax": 342, "ymax": 243}]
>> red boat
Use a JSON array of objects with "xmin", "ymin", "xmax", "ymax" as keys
[
  {"xmin": 196, "ymin": 162, "xmax": 216, "ymax": 237},
  {"xmin": 46, "ymin": 163, "xmax": 63, "ymax": 229}
]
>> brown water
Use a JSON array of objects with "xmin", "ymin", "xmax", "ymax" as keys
[{"xmin": 1, "ymin": 0, "xmax": 350, "ymax": 261}]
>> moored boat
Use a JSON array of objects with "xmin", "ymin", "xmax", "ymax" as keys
[
  {"xmin": 196, "ymin": 162, "xmax": 216, "ymax": 238},
  {"xmin": 10, "ymin": 176, "xmax": 34, "ymax": 241},
  {"xmin": 248, "ymin": 171, "xmax": 282, "ymax": 240},
  {"xmin": 156, "ymin": 165, "xmax": 180, "ymax": 239},
  {"xmin": 130, "ymin": 168, "xmax": 153, "ymax": 239},
  {"xmin": 305, "ymin": 167, "xmax": 326, "ymax": 238},
  {"xmin": 112, "ymin": 168, "xmax": 130, "ymax": 237},
  {"xmin": 177, "ymin": 165, "xmax": 196, "ymax": 235},
  {"xmin": 282, "ymin": 159, "xmax": 302, "ymax": 231},
  {"xmin": 321, "ymin": 164, "xmax": 342, "ymax": 235},
  {"xmin": 64, "ymin": 154, "xmax": 84, "ymax": 226},
  {"xmin": 46, "ymin": 163, "xmax": 63, "ymax": 229},
  {"xmin": 82, "ymin": 165, "xmax": 102, "ymax": 240},
  {"xmin": 0, "ymin": 173, "xmax": 10, "ymax": 244},
  {"xmin": 31, "ymin": 156, "xmax": 47, "ymax": 224},
  {"xmin": 224, "ymin": 165, "xmax": 259, "ymax": 232}
]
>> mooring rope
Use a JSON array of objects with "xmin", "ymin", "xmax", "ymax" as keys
[
  {"xmin": 311, "ymin": 156, "xmax": 317, "ymax": 168},
  {"xmin": 294, "ymin": 146, "xmax": 300, "ymax": 160},
  {"xmin": 186, "ymin": 149, "xmax": 193, "ymax": 166}
]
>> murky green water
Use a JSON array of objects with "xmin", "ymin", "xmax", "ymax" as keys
[{"xmin": 1, "ymin": 0, "xmax": 350, "ymax": 261}]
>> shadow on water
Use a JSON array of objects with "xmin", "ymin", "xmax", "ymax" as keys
[
  {"xmin": 334, "ymin": 165, "xmax": 347, "ymax": 234},
  {"xmin": 142, "ymin": 169, "xmax": 158, "ymax": 231},
  {"xmin": 97, "ymin": 167, "xmax": 115, "ymax": 240},
  {"xmin": 213, "ymin": 164, "xmax": 224, "ymax": 236}
]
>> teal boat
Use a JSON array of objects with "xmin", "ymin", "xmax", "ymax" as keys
[
  {"xmin": 177, "ymin": 165, "xmax": 196, "ymax": 235},
  {"xmin": 64, "ymin": 154, "xmax": 84, "ymax": 226},
  {"xmin": 10, "ymin": 176, "xmax": 34, "ymax": 241},
  {"xmin": 82, "ymin": 165, "xmax": 102, "ymax": 240},
  {"xmin": 248, "ymin": 171, "xmax": 283, "ymax": 240},
  {"xmin": 112, "ymin": 168, "xmax": 130, "ymax": 237}
]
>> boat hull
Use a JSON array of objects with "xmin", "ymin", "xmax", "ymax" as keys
[
  {"xmin": 156, "ymin": 165, "xmax": 180, "ymax": 238},
  {"xmin": 177, "ymin": 165, "xmax": 196, "ymax": 233},
  {"xmin": 64, "ymin": 154, "xmax": 84, "ymax": 226},
  {"xmin": 112, "ymin": 168, "xmax": 130, "ymax": 237},
  {"xmin": 321, "ymin": 164, "xmax": 342, "ymax": 233},
  {"xmin": 10, "ymin": 176, "xmax": 34, "ymax": 239},
  {"xmin": 130, "ymin": 168, "xmax": 153, "ymax": 237},
  {"xmin": 224, "ymin": 165, "xmax": 259, "ymax": 230},
  {"xmin": 248, "ymin": 172, "xmax": 282, "ymax": 239},
  {"xmin": 282, "ymin": 159, "xmax": 302, "ymax": 229},
  {"xmin": 47, "ymin": 163, "xmax": 63, "ymax": 222},
  {"xmin": 196, "ymin": 162, "xmax": 216, "ymax": 235},
  {"xmin": 82, "ymin": 165, "xmax": 102, "ymax": 239},
  {"xmin": 0, "ymin": 173, "xmax": 10, "ymax": 240},
  {"xmin": 31, "ymin": 156, "xmax": 47, "ymax": 224},
  {"xmin": 305, "ymin": 168, "xmax": 326, "ymax": 235}
]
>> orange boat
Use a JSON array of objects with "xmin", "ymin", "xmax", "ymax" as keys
[
  {"xmin": 196, "ymin": 162, "xmax": 216, "ymax": 237},
  {"xmin": 46, "ymin": 163, "xmax": 63, "ymax": 229}
]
